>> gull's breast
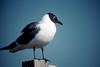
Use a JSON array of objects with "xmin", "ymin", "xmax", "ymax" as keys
[
  {"xmin": 27, "ymin": 22, "xmax": 56, "ymax": 48},
  {"xmin": 36, "ymin": 22, "xmax": 56, "ymax": 43}
]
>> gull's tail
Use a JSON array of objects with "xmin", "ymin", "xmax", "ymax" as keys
[
  {"xmin": 0, "ymin": 42, "xmax": 16, "ymax": 50},
  {"xmin": 0, "ymin": 46, "xmax": 10, "ymax": 50},
  {"xmin": 0, "ymin": 42, "xmax": 19, "ymax": 53}
]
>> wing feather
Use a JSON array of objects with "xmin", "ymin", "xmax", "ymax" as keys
[{"xmin": 17, "ymin": 22, "xmax": 40, "ymax": 44}]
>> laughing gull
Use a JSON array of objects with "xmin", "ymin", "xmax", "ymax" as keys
[{"xmin": 0, "ymin": 13, "xmax": 63, "ymax": 59}]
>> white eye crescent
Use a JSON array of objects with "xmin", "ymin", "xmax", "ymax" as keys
[{"xmin": 53, "ymin": 16, "xmax": 56, "ymax": 19}]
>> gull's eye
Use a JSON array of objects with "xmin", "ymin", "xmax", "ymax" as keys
[{"xmin": 53, "ymin": 16, "xmax": 56, "ymax": 20}]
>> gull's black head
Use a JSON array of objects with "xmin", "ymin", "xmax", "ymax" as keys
[{"xmin": 48, "ymin": 13, "xmax": 63, "ymax": 25}]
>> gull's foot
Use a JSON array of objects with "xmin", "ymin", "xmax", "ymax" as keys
[
  {"xmin": 43, "ymin": 58, "xmax": 50, "ymax": 62},
  {"xmin": 33, "ymin": 58, "xmax": 50, "ymax": 62},
  {"xmin": 34, "ymin": 58, "xmax": 41, "ymax": 60}
]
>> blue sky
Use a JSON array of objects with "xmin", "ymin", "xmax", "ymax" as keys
[{"xmin": 0, "ymin": 0, "xmax": 100, "ymax": 67}]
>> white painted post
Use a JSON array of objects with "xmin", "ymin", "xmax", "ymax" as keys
[
  {"xmin": 22, "ymin": 59, "xmax": 57, "ymax": 67},
  {"xmin": 22, "ymin": 59, "xmax": 48, "ymax": 67},
  {"xmin": 34, "ymin": 59, "xmax": 48, "ymax": 67}
]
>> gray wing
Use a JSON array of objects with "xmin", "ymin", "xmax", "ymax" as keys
[
  {"xmin": 21, "ymin": 22, "xmax": 38, "ymax": 33},
  {"xmin": 17, "ymin": 22, "xmax": 40, "ymax": 44}
]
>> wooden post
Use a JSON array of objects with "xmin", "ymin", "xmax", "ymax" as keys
[
  {"xmin": 22, "ymin": 59, "xmax": 48, "ymax": 67},
  {"xmin": 22, "ymin": 59, "xmax": 57, "ymax": 67},
  {"xmin": 34, "ymin": 59, "xmax": 48, "ymax": 67}
]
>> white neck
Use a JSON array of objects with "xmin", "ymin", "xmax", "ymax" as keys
[
  {"xmin": 36, "ymin": 14, "xmax": 57, "ymax": 44},
  {"xmin": 40, "ymin": 14, "xmax": 53, "ymax": 24}
]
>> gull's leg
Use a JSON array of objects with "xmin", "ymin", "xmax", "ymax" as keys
[
  {"xmin": 41, "ymin": 48, "xmax": 50, "ymax": 61},
  {"xmin": 33, "ymin": 48, "xmax": 36, "ymax": 59},
  {"xmin": 41, "ymin": 48, "xmax": 44, "ymax": 59}
]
